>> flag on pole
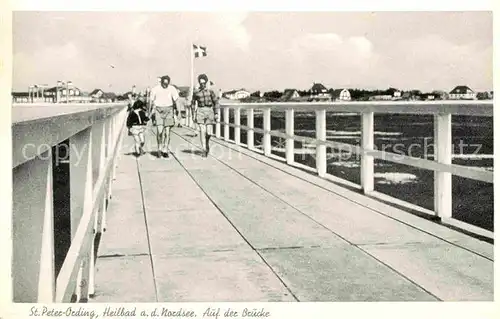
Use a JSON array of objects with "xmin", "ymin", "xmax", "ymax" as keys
[{"xmin": 193, "ymin": 44, "xmax": 207, "ymax": 58}]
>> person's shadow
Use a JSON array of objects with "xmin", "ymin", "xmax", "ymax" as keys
[
  {"xmin": 181, "ymin": 149, "xmax": 205, "ymax": 157},
  {"xmin": 149, "ymin": 151, "xmax": 162, "ymax": 158}
]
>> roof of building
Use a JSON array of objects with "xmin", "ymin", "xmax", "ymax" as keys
[
  {"xmin": 90, "ymin": 89, "xmax": 103, "ymax": 96},
  {"xmin": 450, "ymin": 85, "xmax": 474, "ymax": 94},
  {"xmin": 12, "ymin": 92, "xmax": 29, "ymax": 97},
  {"xmin": 330, "ymin": 89, "xmax": 351, "ymax": 97},
  {"xmin": 311, "ymin": 83, "xmax": 327, "ymax": 92},
  {"xmin": 102, "ymin": 92, "xmax": 116, "ymax": 99}
]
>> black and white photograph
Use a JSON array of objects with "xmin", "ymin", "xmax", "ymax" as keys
[{"xmin": 2, "ymin": 1, "xmax": 497, "ymax": 318}]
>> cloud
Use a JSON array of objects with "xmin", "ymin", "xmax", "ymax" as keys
[
  {"xmin": 374, "ymin": 34, "xmax": 493, "ymax": 91},
  {"xmin": 293, "ymin": 33, "xmax": 374, "ymax": 61},
  {"xmin": 286, "ymin": 33, "xmax": 376, "ymax": 87},
  {"xmin": 12, "ymin": 12, "xmax": 492, "ymax": 93},
  {"xmin": 212, "ymin": 12, "xmax": 251, "ymax": 51},
  {"xmin": 347, "ymin": 36, "xmax": 373, "ymax": 59},
  {"xmin": 14, "ymin": 42, "xmax": 82, "ymax": 87}
]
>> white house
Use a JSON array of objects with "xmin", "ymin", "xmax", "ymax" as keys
[
  {"xmin": 449, "ymin": 85, "xmax": 476, "ymax": 100},
  {"xmin": 281, "ymin": 89, "xmax": 301, "ymax": 101},
  {"xmin": 223, "ymin": 89, "xmax": 251, "ymax": 100},
  {"xmin": 331, "ymin": 89, "xmax": 351, "ymax": 101}
]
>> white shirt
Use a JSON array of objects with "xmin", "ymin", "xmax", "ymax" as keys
[{"xmin": 150, "ymin": 84, "xmax": 179, "ymax": 107}]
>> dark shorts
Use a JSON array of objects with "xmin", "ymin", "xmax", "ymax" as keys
[
  {"xmin": 195, "ymin": 107, "xmax": 215, "ymax": 124},
  {"xmin": 155, "ymin": 106, "xmax": 175, "ymax": 126}
]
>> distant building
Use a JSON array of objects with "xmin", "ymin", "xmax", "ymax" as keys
[
  {"xmin": 393, "ymin": 91, "xmax": 402, "ymax": 99},
  {"xmin": 223, "ymin": 89, "xmax": 251, "ymax": 100},
  {"xmin": 309, "ymin": 82, "xmax": 330, "ymax": 101},
  {"xmin": 281, "ymin": 89, "xmax": 301, "ymax": 101},
  {"xmin": 422, "ymin": 94, "xmax": 436, "ymax": 100},
  {"xmin": 331, "ymin": 89, "xmax": 351, "ymax": 101},
  {"xmin": 449, "ymin": 85, "xmax": 476, "ymax": 100},
  {"xmin": 12, "ymin": 92, "xmax": 30, "ymax": 103},
  {"xmin": 44, "ymin": 85, "xmax": 87, "ymax": 103},
  {"xmin": 90, "ymin": 89, "xmax": 116, "ymax": 103}
]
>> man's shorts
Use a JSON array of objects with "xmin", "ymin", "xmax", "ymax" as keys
[
  {"xmin": 155, "ymin": 106, "xmax": 175, "ymax": 127},
  {"xmin": 195, "ymin": 107, "xmax": 215, "ymax": 124}
]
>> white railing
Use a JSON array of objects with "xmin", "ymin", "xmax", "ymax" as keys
[
  {"xmin": 215, "ymin": 100, "xmax": 493, "ymax": 232},
  {"xmin": 11, "ymin": 103, "xmax": 128, "ymax": 302}
]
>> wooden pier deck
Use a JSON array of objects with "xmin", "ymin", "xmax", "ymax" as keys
[{"xmin": 91, "ymin": 126, "xmax": 493, "ymax": 302}]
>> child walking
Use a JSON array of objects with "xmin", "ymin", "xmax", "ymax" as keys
[{"xmin": 126, "ymin": 98, "xmax": 150, "ymax": 157}]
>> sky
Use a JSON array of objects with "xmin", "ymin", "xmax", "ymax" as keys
[{"xmin": 12, "ymin": 11, "xmax": 493, "ymax": 93}]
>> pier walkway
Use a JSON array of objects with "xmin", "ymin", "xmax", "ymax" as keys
[{"xmin": 92, "ymin": 126, "xmax": 493, "ymax": 302}]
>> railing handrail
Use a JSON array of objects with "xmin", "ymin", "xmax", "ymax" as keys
[
  {"xmin": 12, "ymin": 102, "xmax": 128, "ymax": 124},
  {"xmin": 213, "ymin": 100, "xmax": 494, "ymax": 234},
  {"xmin": 55, "ymin": 109, "xmax": 127, "ymax": 301},
  {"xmin": 219, "ymin": 100, "xmax": 493, "ymax": 116},
  {"xmin": 12, "ymin": 104, "xmax": 126, "ymax": 168},
  {"xmin": 12, "ymin": 104, "xmax": 128, "ymax": 302}
]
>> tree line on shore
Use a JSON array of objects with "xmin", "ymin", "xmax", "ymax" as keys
[{"xmin": 239, "ymin": 87, "xmax": 493, "ymax": 102}]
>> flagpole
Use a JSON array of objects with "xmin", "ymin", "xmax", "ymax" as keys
[{"xmin": 189, "ymin": 42, "xmax": 194, "ymax": 127}]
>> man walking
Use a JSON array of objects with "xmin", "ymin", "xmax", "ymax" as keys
[
  {"xmin": 191, "ymin": 74, "xmax": 219, "ymax": 157},
  {"xmin": 150, "ymin": 75, "xmax": 179, "ymax": 158}
]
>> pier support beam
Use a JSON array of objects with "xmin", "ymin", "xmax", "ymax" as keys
[
  {"xmin": 434, "ymin": 113, "xmax": 452, "ymax": 219},
  {"xmin": 316, "ymin": 109, "xmax": 326, "ymax": 177},
  {"xmin": 234, "ymin": 108, "xmax": 241, "ymax": 145},
  {"xmin": 361, "ymin": 112, "xmax": 374, "ymax": 193},
  {"xmin": 263, "ymin": 108, "xmax": 271, "ymax": 156},
  {"xmin": 286, "ymin": 109, "xmax": 294, "ymax": 165},
  {"xmin": 247, "ymin": 108, "xmax": 254, "ymax": 150},
  {"xmin": 224, "ymin": 108, "xmax": 230, "ymax": 142}
]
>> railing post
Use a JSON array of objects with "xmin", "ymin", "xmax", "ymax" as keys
[
  {"xmin": 38, "ymin": 161, "xmax": 55, "ymax": 303},
  {"xmin": 263, "ymin": 108, "xmax": 271, "ymax": 156},
  {"xmin": 71, "ymin": 128, "xmax": 92, "ymax": 237},
  {"xmin": 69, "ymin": 127, "xmax": 93, "ymax": 301},
  {"xmin": 224, "ymin": 107, "xmax": 230, "ymax": 142},
  {"xmin": 434, "ymin": 113, "xmax": 452, "ymax": 219},
  {"xmin": 286, "ymin": 109, "xmax": 294, "ymax": 165},
  {"xmin": 247, "ymin": 108, "xmax": 254, "ymax": 150},
  {"xmin": 12, "ymin": 150, "xmax": 55, "ymax": 302},
  {"xmin": 361, "ymin": 112, "xmax": 374, "ymax": 193},
  {"xmin": 316, "ymin": 109, "xmax": 326, "ymax": 177},
  {"xmin": 215, "ymin": 107, "xmax": 221, "ymax": 138},
  {"xmin": 234, "ymin": 107, "xmax": 241, "ymax": 145}
]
